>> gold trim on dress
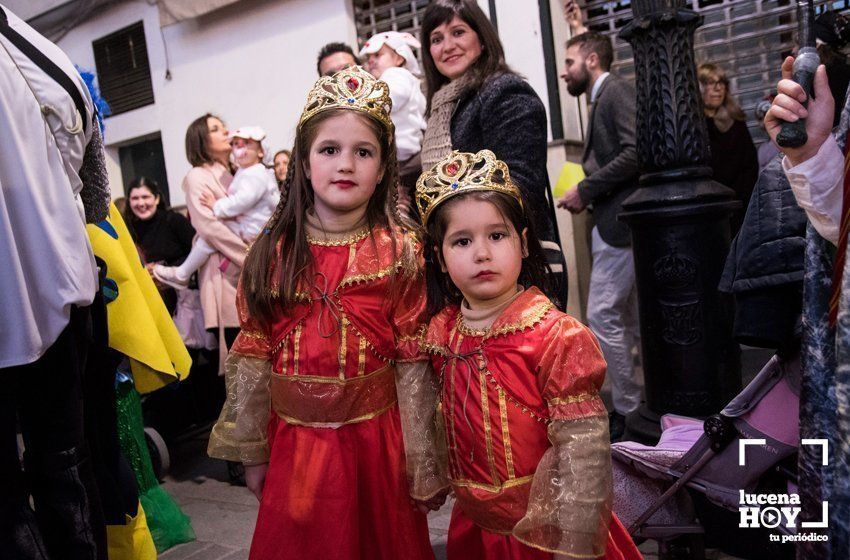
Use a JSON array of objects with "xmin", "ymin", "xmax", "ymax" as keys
[
  {"xmin": 486, "ymin": 301, "xmax": 553, "ymax": 339},
  {"xmin": 420, "ymin": 341, "xmax": 449, "ymax": 356},
  {"xmin": 338, "ymin": 313, "xmax": 348, "ymax": 380},
  {"xmin": 278, "ymin": 400, "xmax": 396, "ymax": 427},
  {"xmin": 450, "ymin": 474, "xmax": 534, "ymax": 493},
  {"xmin": 306, "ymin": 228, "xmax": 369, "ymax": 247},
  {"xmin": 548, "ymin": 392, "xmax": 598, "ymax": 406},
  {"xmin": 270, "ymin": 363, "xmax": 392, "ymax": 384},
  {"xmin": 456, "ymin": 315, "xmax": 488, "ymax": 337},
  {"xmin": 338, "ymin": 261, "xmax": 402, "ymax": 290},
  {"xmin": 478, "ymin": 361, "xmax": 500, "ymax": 486},
  {"xmin": 240, "ymin": 329, "xmax": 267, "ymax": 340},
  {"xmin": 357, "ymin": 336, "xmax": 367, "ymax": 376},
  {"xmin": 280, "ymin": 337, "xmax": 288, "ymax": 375},
  {"xmin": 293, "ymin": 323, "xmax": 302, "ymax": 376},
  {"xmin": 498, "ymin": 388, "xmax": 516, "ymax": 479},
  {"xmin": 447, "ymin": 332, "xmax": 463, "ymax": 478},
  {"xmin": 357, "ymin": 328, "xmax": 392, "ymax": 364},
  {"xmin": 483, "ymin": 368, "xmax": 548, "ymax": 424},
  {"xmin": 453, "ymin": 301, "xmax": 555, "ymax": 340},
  {"xmin": 397, "ymin": 331, "xmax": 425, "ymax": 343}
]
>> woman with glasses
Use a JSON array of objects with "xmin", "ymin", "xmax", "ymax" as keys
[{"xmin": 698, "ymin": 63, "xmax": 758, "ymax": 236}]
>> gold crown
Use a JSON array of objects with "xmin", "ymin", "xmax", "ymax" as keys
[
  {"xmin": 416, "ymin": 150, "xmax": 523, "ymax": 225},
  {"xmin": 298, "ymin": 66, "xmax": 393, "ymax": 131}
]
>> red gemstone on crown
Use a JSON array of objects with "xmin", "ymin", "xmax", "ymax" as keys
[
  {"xmin": 445, "ymin": 162, "xmax": 459, "ymax": 175},
  {"xmin": 347, "ymin": 78, "xmax": 359, "ymax": 91}
]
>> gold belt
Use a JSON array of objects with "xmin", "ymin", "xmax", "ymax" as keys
[{"xmin": 270, "ymin": 364, "xmax": 397, "ymax": 427}]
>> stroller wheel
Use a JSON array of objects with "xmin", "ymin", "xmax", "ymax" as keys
[{"xmin": 144, "ymin": 427, "xmax": 170, "ymax": 480}]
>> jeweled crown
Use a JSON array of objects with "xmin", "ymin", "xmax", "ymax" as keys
[
  {"xmin": 298, "ymin": 66, "xmax": 393, "ymax": 131},
  {"xmin": 416, "ymin": 150, "xmax": 523, "ymax": 225}
]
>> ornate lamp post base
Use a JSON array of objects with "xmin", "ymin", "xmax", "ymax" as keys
[{"xmin": 619, "ymin": 1, "xmax": 743, "ymax": 443}]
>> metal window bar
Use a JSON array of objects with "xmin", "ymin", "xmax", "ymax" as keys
[
  {"xmin": 353, "ymin": 0, "xmax": 429, "ymax": 54},
  {"xmin": 584, "ymin": 0, "xmax": 849, "ymax": 141}
]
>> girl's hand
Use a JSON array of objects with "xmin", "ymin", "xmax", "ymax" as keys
[
  {"xmin": 412, "ymin": 488, "xmax": 450, "ymax": 513},
  {"xmin": 245, "ymin": 463, "xmax": 268, "ymax": 501},
  {"xmin": 199, "ymin": 191, "xmax": 217, "ymax": 210}
]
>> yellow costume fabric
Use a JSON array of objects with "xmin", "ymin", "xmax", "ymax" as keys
[
  {"xmin": 86, "ymin": 203, "xmax": 191, "ymax": 393},
  {"xmin": 106, "ymin": 502, "xmax": 157, "ymax": 560}
]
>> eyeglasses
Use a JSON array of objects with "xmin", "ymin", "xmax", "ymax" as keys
[{"xmin": 703, "ymin": 79, "xmax": 727, "ymax": 89}]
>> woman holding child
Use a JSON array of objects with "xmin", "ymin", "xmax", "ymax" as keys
[{"xmin": 181, "ymin": 113, "xmax": 247, "ymax": 351}]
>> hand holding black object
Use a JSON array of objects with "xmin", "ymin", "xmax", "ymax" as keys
[
  {"xmin": 765, "ymin": 56, "xmax": 834, "ymax": 166},
  {"xmin": 776, "ymin": 47, "xmax": 820, "ymax": 148},
  {"xmin": 776, "ymin": 0, "xmax": 820, "ymax": 148}
]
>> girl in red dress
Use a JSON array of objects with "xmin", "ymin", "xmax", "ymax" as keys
[
  {"xmin": 416, "ymin": 150, "xmax": 642, "ymax": 559},
  {"xmin": 207, "ymin": 66, "xmax": 448, "ymax": 560}
]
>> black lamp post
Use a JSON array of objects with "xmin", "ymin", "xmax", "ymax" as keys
[{"xmin": 619, "ymin": 0, "xmax": 743, "ymax": 443}]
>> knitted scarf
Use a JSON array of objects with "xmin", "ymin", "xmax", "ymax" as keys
[{"xmin": 421, "ymin": 75, "xmax": 472, "ymax": 171}]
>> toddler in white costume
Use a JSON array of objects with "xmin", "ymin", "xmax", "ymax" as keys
[
  {"xmin": 154, "ymin": 126, "xmax": 278, "ymax": 289},
  {"xmin": 360, "ymin": 32, "xmax": 426, "ymax": 217}
]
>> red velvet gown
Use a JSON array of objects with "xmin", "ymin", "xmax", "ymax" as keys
[
  {"xmin": 211, "ymin": 226, "xmax": 434, "ymax": 560},
  {"xmin": 423, "ymin": 288, "xmax": 643, "ymax": 559}
]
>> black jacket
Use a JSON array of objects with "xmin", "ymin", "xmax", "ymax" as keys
[
  {"xmin": 719, "ymin": 154, "xmax": 807, "ymax": 348},
  {"xmin": 706, "ymin": 117, "xmax": 759, "ymax": 236},
  {"xmin": 577, "ymin": 74, "xmax": 639, "ymax": 248},
  {"xmin": 451, "ymin": 72, "xmax": 557, "ymax": 243}
]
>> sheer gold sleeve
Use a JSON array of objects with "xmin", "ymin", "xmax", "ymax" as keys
[
  {"xmin": 207, "ymin": 353, "xmax": 272, "ymax": 465},
  {"xmin": 395, "ymin": 360, "xmax": 450, "ymax": 500},
  {"xmin": 513, "ymin": 416, "xmax": 612, "ymax": 557}
]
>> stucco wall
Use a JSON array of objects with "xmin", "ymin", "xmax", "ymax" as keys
[{"xmin": 52, "ymin": 0, "xmax": 356, "ymax": 205}]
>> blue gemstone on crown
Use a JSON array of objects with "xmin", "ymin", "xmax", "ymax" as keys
[
  {"xmin": 347, "ymin": 98, "xmax": 355, "ymax": 104},
  {"xmin": 451, "ymin": 182, "xmax": 459, "ymax": 189}
]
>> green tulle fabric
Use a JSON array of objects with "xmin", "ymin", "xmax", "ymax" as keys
[{"xmin": 116, "ymin": 379, "xmax": 196, "ymax": 552}]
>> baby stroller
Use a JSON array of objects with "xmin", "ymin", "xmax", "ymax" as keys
[{"xmin": 612, "ymin": 352, "xmax": 801, "ymax": 559}]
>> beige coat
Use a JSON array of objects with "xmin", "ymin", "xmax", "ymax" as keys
[{"xmin": 182, "ymin": 162, "xmax": 246, "ymax": 332}]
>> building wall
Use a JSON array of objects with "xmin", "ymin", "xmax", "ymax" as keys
[
  {"xmin": 44, "ymin": 0, "xmax": 581, "ymax": 207},
  {"xmin": 13, "ymin": 0, "xmax": 594, "ymax": 315},
  {"xmin": 50, "ymin": 0, "xmax": 356, "ymax": 205}
]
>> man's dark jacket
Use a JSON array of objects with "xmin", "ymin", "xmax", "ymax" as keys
[{"xmin": 578, "ymin": 74, "xmax": 639, "ymax": 248}]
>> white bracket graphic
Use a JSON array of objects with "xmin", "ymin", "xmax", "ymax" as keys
[
  {"xmin": 739, "ymin": 438, "xmax": 766, "ymax": 466},
  {"xmin": 802, "ymin": 439, "xmax": 829, "ymax": 466},
  {"xmin": 801, "ymin": 501, "xmax": 830, "ymax": 528}
]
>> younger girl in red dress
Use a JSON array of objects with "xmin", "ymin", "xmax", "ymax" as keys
[
  {"xmin": 207, "ymin": 66, "xmax": 447, "ymax": 560},
  {"xmin": 416, "ymin": 150, "xmax": 642, "ymax": 559}
]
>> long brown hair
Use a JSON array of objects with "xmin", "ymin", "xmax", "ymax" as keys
[
  {"xmin": 241, "ymin": 108, "xmax": 411, "ymax": 325},
  {"xmin": 420, "ymin": 0, "xmax": 512, "ymax": 114},
  {"xmin": 424, "ymin": 190, "xmax": 550, "ymax": 316},
  {"xmin": 185, "ymin": 113, "xmax": 222, "ymax": 167}
]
